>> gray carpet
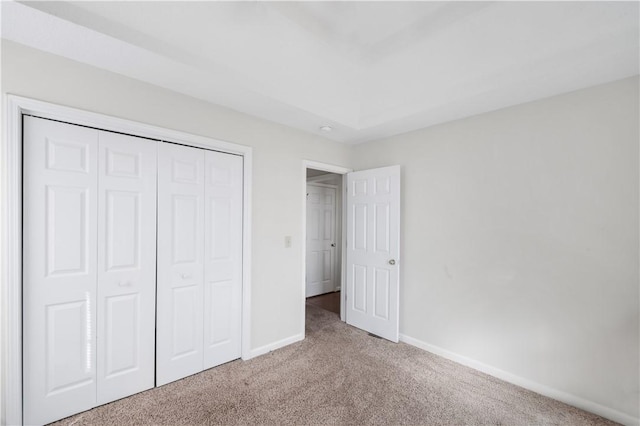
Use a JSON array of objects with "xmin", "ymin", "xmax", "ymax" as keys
[{"xmin": 52, "ymin": 304, "xmax": 616, "ymax": 425}]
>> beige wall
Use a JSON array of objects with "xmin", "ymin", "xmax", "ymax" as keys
[
  {"xmin": 1, "ymin": 40, "xmax": 351, "ymax": 350},
  {"xmin": 351, "ymin": 76, "xmax": 639, "ymax": 419}
]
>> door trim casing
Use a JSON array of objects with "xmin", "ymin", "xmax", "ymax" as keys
[
  {"xmin": 2, "ymin": 95, "xmax": 253, "ymax": 426},
  {"xmin": 301, "ymin": 160, "xmax": 352, "ymax": 335}
]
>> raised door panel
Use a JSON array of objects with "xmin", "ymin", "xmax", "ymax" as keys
[
  {"xmin": 97, "ymin": 131, "xmax": 157, "ymax": 404},
  {"xmin": 203, "ymin": 151, "xmax": 243, "ymax": 369},
  {"xmin": 44, "ymin": 300, "xmax": 93, "ymax": 395},
  {"xmin": 46, "ymin": 185, "xmax": 89, "ymax": 275},
  {"xmin": 157, "ymin": 143, "xmax": 205, "ymax": 385},
  {"xmin": 104, "ymin": 294, "xmax": 139, "ymax": 375},
  {"xmin": 352, "ymin": 264, "xmax": 367, "ymax": 313},
  {"xmin": 172, "ymin": 195, "xmax": 200, "ymax": 264},
  {"xmin": 172, "ymin": 285, "xmax": 200, "ymax": 357},
  {"xmin": 23, "ymin": 116, "xmax": 98, "ymax": 425},
  {"xmin": 105, "ymin": 191, "xmax": 139, "ymax": 270}
]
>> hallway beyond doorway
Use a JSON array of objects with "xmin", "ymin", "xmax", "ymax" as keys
[{"xmin": 306, "ymin": 291, "xmax": 340, "ymax": 315}]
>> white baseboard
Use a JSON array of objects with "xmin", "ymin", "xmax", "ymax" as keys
[
  {"xmin": 245, "ymin": 333, "xmax": 304, "ymax": 360},
  {"xmin": 399, "ymin": 334, "xmax": 639, "ymax": 426}
]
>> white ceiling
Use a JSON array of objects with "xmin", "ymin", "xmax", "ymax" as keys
[{"xmin": 2, "ymin": 1, "xmax": 639, "ymax": 144}]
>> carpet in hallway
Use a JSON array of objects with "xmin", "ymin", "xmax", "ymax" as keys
[{"xmin": 51, "ymin": 303, "xmax": 615, "ymax": 425}]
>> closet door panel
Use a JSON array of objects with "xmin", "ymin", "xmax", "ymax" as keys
[
  {"xmin": 23, "ymin": 116, "xmax": 99, "ymax": 425},
  {"xmin": 97, "ymin": 131, "xmax": 157, "ymax": 404},
  {"xmin": 203, "ymin": 151, "xmax": 243, "ymax": 369},
  {"xmin": 157, "ymin": 142, "xmax": 205, "ymax": 386}
]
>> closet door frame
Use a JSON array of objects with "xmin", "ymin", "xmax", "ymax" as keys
[{"xmin": 2, "ymin": 95, "xmax": 254, "ymax": 426}]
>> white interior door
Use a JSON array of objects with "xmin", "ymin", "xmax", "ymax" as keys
[
  {"xmin": 156, "ymin": 142, "xmax": 205, "ymax": 386},
  {"xmin": 203, "ymin": 151, "xmax": 243, "ymax": 369},
  {"xmin": 96, "ymin": 131, "xmax": 157, "ymax": 404},
  {"xmin": 345, "ymin": 166, "xmax": 401, "ymax": 342},
  {"xmin": 23, "ymin": 116, "xmax": 99, "ymax": 425},
  {"xmin": 306, "ymin": 184, "xmax": 337, "ymax": 297}
]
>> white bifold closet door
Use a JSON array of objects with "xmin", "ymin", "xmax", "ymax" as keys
[
  {"xmin": 23, "ymin": 116, "xmax": 157, "ymax": 425},
  {"xmin": 156, "ymin": 142, "xmax": 242, "ymax": 386},
  {"xmin": 96, "ymin": 130, "xmax": 157, "ymax": 405}
]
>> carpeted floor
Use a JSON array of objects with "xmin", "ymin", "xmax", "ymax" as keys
[{"xmin": 51, "ymin": 303, "xmax": 616, "ymax": 425}]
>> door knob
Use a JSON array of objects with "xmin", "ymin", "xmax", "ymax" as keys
[
  {"xmin": 118, "ymin": 281, "xmax": 132, "ymax": 287},
  {"xmin": 181, "ymin": 273, "xmax": 192, "ymax": 279},
  {"xmin": 388, "ymin": 259, "xmax": 396, "ymax": 265},
  {"xmin": 331, "ymin": 243, "xmax": 336, "ymax": 247}
]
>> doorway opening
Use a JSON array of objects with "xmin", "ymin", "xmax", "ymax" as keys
[
  {"xmin": 301, "ymin": 161, "xmax": 401, "ymax": 343},
  {"xmin": 302, "ymin": 161, "xmax": 351, "ymax": 329},
  {"xmin": 306, "ymin": 168, "xmax": 342, "ymax": 315}
]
